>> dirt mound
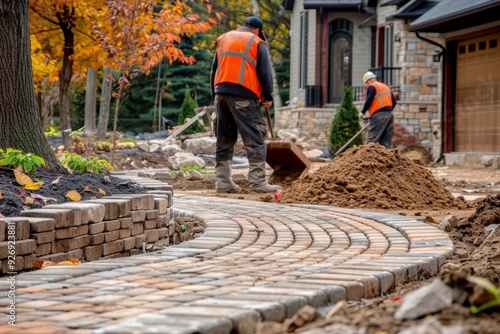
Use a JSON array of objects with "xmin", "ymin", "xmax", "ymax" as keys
[
  {"xmin": 447, "ymin": 194, "xmax": 500, "ymax": 244},
  {"xmin": 440, "ymin": 194, "xmax": 500, "ymax": 284},
  {"xmin": 280, "ymin": 143, "xmax": 467, "ymax": 210}
]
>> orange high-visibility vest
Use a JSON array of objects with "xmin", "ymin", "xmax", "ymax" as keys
[
  {"xmin": 367, "ymin": 82, "xmax": 393, "ymax": 116},
  {"xmin": 214, "ymin": 30, "xmax": 265, "ymax": 100}
]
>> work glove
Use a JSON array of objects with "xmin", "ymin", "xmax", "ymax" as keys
[
  {"xmin": 262, "ymin": 100, "xmax": 272, "ymax": 108},
  {"xmin": 359, "ymin": 113, "xmax": 370, "ymax": 121}
]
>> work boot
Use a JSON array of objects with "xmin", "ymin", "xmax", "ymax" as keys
[
  {"xmin": 248, "ymin": 161, "xmax": 282, "ymax": 193},
  {"xmin": 215, "ymin": 161, "xmax": 241, "ymax": 193}
]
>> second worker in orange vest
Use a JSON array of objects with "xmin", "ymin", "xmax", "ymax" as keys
[
  {"xmin": 361, "ymin": 71, "xmax": 397, "ymax": 149},
  {"xmin": 210, "ymin": 16, "xmax": 281, "ymax": 194}
]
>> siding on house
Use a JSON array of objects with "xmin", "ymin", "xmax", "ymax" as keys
[
  {"xmin": 288, "ymin": 0, "xmax": 315, "ymax": 107},
  {"xmin": 377, "ymin": 3, "xmax": 395, "ymax": 26},
  {"xmin": 307, "ymin": 10, "xmax": 317, "ymax": 89}
]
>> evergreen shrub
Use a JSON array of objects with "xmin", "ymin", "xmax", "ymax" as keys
[
  {"xmin": 328, "ymin": 86, "xmax": 362, "ymax": 153},
  {"xmin": 177, "ymin": 87, "xmax": 205, "ymax": 134}
]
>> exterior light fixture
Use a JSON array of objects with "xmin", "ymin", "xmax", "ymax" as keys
[{"xmin": 433, "ymin": 50, "xmax": 443, "ymax": 62}]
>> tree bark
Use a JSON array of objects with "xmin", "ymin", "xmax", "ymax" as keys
[
  {"xmin": 57, "ymin": 7, "xmax": 75, "ymax": 149},
  {"xmin": 0, "ymin": 0, "xmax": 66, "ymax": 173},
  {"xmin": 97, "ymin": 67, "xmax": 112, "ymax": 141},
  {"xmin": 84, "ymin": 67, "xmax": 97, "ymax": 135}
]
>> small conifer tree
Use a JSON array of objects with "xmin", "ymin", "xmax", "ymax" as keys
[
  {"xmin": 178, "ymin": 87, "xmax": 205, "ymax": 134},
  {"xmin": 328, "ymin": 86, "xmax": 362, "ymax": 153}
]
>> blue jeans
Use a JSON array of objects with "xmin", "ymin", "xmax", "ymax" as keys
[
  {"xmin": 365, "ymin": 111, "xmax": 394, "ymax": 148},
  {"xmin": 214, "ymin": 94, "xmax": 267, "ymax": 163}
]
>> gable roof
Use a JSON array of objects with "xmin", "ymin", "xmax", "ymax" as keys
[
  {"xmin": 387, "ymin": 0, "xmax": 441, "ymax": 20},
  {"xmin": 409, "ymin": 0, "xmax": 500, "ymax": 32},
  {"xmin": 303, "ymin": 0, "xmax": 363, "ymax": 10},
  {"xmin": 381, "ymin": 0, "xmax": 411, "ymax": 5}
]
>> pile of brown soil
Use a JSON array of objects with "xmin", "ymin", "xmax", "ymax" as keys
[
  {"xmin": 442, "ymin": 194, "xmax": 500, "ymax": 283},
  {"xmin": 280, "ymin": 143, "xmax": 468, "ymax": 210},
  {"xmin": 447, "ymin": 194, "xmax": 500, "ymax": 245}
]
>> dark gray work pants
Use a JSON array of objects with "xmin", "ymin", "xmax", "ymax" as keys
[
  {"xmin": 365, "ymin": 110, "xmax": 394, "ymax": 149},
  {"xmin": 214, "ymin": 94, "xmax": 267, "ymax": 163}
]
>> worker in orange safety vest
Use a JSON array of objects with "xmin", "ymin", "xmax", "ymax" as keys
[
  {"xmin": 210, "ymin": 16, "xmax": 281, "ymax": 194},
  {"xmin": 361, "ymin": 71, "xmax": 397, "ymax": 148}
]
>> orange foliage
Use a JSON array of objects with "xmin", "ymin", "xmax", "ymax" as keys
[
  {"xmin": 29, "ymin": 0, "xmax": 105, "ymax": 82},
  {"xmin": 91, "ymin": 0, "xmax": 219, "ymax": 76},
  {"xmin": 29, "ymin": 0, "xmax": 222, "ymax": 85},
  {"xmin": 28, "ymin": 0, "xmax": 222, "ymax": 136}
]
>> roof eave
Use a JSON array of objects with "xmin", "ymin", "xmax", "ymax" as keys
[
  {"xmin": 303, "ymin": 4, "xmax": 361, "ymax": 10},
  {"xmin": 409, "ymin": 2, "xmax": 500, "ymax": 32}
]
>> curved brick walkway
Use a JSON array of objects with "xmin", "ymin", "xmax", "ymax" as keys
[{"xmin": 0, "ymin": 185, "xmax": 453, "ymax": 333}]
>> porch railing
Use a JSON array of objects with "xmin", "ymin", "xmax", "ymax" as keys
[{"xmin": 353, "ymin": 66, "xmax": 401, "ymax": 101}]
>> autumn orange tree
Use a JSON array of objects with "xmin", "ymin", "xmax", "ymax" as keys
[
  {"xmin": 29, "ymin": 0, "xmax": 103, "ymax": 150},
  {"xmin": 90, "ymin": 0, "xmax": 220, "ymax": 165}
]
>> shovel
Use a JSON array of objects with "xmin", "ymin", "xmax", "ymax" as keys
[
  {"xmin": 264, "ymin": 107, "xmax": 310, "ymax": 180},
  {"xmin": 332, "ymin": 121, "xmax": 369, "ymax": 158}
]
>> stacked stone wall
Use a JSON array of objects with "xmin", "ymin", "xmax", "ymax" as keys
[{"xmin": 0, "ymin": 191, "xmax": 201, "ymax": 275}]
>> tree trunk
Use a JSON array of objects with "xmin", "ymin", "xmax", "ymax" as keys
[
  {"xmin": 97, "ymin": 67, "xmax": 112, "ymax": 141},
  {"xmin": 56, "ymin": 8, "xmax": 75, "ymax": 150},
  {"xmin": 84, "ymin": 67, "xmax": 97, "ymax": 135},
  {"xmin": 0, "ymin": 0, "xmax": 66, "ymax": 173},
  {"xmin": 153, "ymin": 63, "xmax": 162, "ymax": 131}
]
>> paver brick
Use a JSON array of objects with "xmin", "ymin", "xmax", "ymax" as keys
[
  {"xmin": 88, "ymin": 222, "xmax": 105, "ymax": 235},
  {"xmin": 52, "ymin": 236, "xmax": 90, "ymax": 253},
  {"xmin": 102, "ymin": 240, "xmax": 123, "ymax": 256},
  {"xmin": 5, "ymin": 189, "xmax": 455, "ymax": 333},
  {"xmin": 20, "ymin": 208, "xmax": 76, "ymax": 228},
  {"xmin": 131, "ymin": 210, "xmax": 146, "ymax": 223},
  {"xmin": 31, "ymin": 231, "xmax": 56, "ymax": 244},
  {"xmin": 0, "ymin": 239, "xmax": 36, "ymax": 257},
  {"xmin": 160, "ymin": 306, "xmax": 260, "ymax": 334},
  {"xmin": 120, "ymin": 217, "xmax": 133, "ymax": 229},
  {"xmin": 36, "ymin": 242, "xmax": 52, "ymax": 256},
  {"xmin": 0, "ymin": 218, "xmax": 31, "ymax": 240},
  {"xmin": 104, "ymin": 230, "xmax": 120, "ymax": 242}
]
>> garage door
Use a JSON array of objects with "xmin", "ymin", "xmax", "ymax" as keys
[{"xmin": 456, "ymin": 31, "xmax": 500, "ymax": 152}]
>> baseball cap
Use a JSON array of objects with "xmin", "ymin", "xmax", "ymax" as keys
[{"xmin": 244, "ymin": 16, "xmax": 266, "ymax": 41}]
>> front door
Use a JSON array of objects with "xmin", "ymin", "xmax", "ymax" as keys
[{"xmin": 328, "ymin": 19, "xmax": 353, "ymax": 103}]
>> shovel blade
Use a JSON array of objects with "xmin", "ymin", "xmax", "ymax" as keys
[{"xmin": 265, "ymin": 139, "xmax": 310, "ymax": 180}]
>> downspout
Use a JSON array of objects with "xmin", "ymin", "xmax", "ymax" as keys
[
  {"xmin": 415, "ymin": 30, "xmax": 446, "ymax": 163},
  {"xmin": 317, "ymin": 7, "xmax": 323, "ymax": 107}
]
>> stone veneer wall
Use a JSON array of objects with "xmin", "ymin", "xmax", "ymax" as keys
[
  {"xmin": 0, "ymin": 191, "xmax": 203, "ymax": 275},
  {"xmin": 394, "ymin": 20, "xmax": 444, "ymax": 157}
]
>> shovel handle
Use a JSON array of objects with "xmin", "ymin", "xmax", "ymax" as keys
[
  {"xmin": 264, "ymin": 107, "xmax": 275, "ymax": 138},
  {"xmin": 333, "ymin": 122, "xmax": 370, "ymax": 157}
]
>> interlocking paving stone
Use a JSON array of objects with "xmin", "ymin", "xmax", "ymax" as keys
[{"xmin": 2, "ymin": 185, "xmax": 454, "ymax": 333}]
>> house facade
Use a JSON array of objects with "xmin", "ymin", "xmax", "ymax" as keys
[
  {"xmin": 278, "ymin": 0, "xmax": 499, "ymax": 166},
  {"xmin": 409, "ymin": 0, "xmax": 500, "ymax": 165}
]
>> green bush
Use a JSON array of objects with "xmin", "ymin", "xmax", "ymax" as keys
[
  {"xmin": 0, "ymin": 148, "xmax": 45, "ymax": 173},
  {"xmin": 328, "ymin": 86, "xmax": 362, "ymax": 153},
  {"xmin": 177, "ymin": 87, "xmax": 205, "ymax": 135},
  {"xmin": 59, "ymin": 151, "xmax": 112, "ymax": 174}
]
